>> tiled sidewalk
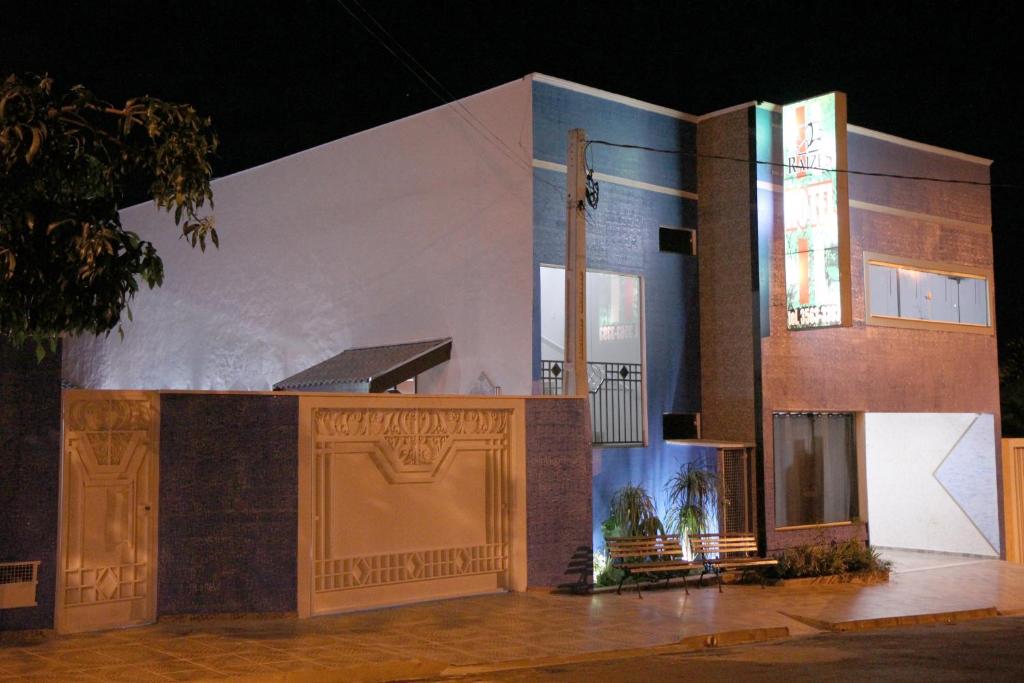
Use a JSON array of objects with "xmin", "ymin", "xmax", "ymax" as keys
[{"xmin": 3, "ymin": 558, "xmax": 1024, "ymax": 681}]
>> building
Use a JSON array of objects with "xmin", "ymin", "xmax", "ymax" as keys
[{"xmin": 64, "ymin": 74, "xmax": 1002, "ymax": 561}]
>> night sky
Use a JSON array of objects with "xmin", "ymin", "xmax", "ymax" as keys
[{"xmin": 5, "ymin": 0, "xmax": 1022, "ymax": 343}]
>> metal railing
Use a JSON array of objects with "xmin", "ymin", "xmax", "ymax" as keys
[{"xmin": 541, "ymin": 360, "xmax": 643, "ymax": 446}]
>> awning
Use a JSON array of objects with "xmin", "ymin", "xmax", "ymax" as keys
[{"xmin": 272, "ymin": 337, "xmax": 452, "ymax": 392}]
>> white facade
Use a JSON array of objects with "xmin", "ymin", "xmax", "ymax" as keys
[{"xmin": 64, "ymin": 79, "xmax": 536, "ymax": 393}]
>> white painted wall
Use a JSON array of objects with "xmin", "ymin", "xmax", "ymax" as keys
[
  {"xmin": 864, "ymin": 412, "xmax": 999, "ymax": 556},
  {"xmin": 64, "ymin": 79, "xmax": 535, "ymax": 393}
]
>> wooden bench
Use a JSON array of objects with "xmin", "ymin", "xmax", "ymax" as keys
[
  {"xmin": 606, "ymin": 535, "xmax": 696, "ymax": 598},
  {"xmin": 689, "ymin": 533, "xmax": 778, "ymax": 592}
]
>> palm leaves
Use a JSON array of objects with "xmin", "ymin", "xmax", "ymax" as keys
[
  {"xmin": 666, "ymin": 462, "xmax": 718, "ymax": 538},
  {"xmin": 603, "ymin": 461, "xmax": 719, "ymax": 541},
  {"xmin": 606, "ymin": 483, "xmax": 664, "ymax": 537}
]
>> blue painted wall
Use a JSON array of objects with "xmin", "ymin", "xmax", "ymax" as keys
[{"xmin": 531, "ymin": 79, "xmax": 705, "ymax": 550}]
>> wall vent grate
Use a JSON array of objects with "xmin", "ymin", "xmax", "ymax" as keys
[{"xmin": 0, "ymin": 561, "xmax": 40, "ymax": 609}]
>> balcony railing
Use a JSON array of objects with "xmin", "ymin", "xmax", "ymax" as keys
[{"xmin": 541, "ymin": 360, "xmax": 643, "ymax": 446}]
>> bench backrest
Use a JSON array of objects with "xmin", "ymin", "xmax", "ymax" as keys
[
  {"xmin": 689, "ymin": 533, "xmax": 759, "ymax": 558},
  {"xmin": 606, "ymin": 535, "xmax": 684, "ymax": 560}
]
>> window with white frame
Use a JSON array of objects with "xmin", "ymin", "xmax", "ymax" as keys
[{"xmin": 539, "ymin": 265, "xmax": 645, "ymax": 446}]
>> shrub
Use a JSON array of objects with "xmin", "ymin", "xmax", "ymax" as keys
[
  {"xmin": 593, "ymin": 552, "xmax": 625, "ymax": 587},
  {"xmin": 774, "ymin": 539, "xmax": 892, "ymax": 579}
]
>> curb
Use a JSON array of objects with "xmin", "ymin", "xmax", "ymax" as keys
[
  {"xmin": 780, "ymin": 606, "xmax": 999, "ymax": 633},
  {"xmin": 437, "ymin": 626, "xmax": 791, "ymax": 678},
  {"xmin": 217, "ymin": 659, "xmax": 449, "ymax": 683}
]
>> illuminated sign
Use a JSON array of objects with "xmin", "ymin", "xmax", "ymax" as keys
[{"xmin": 782, "ymin": 92, "xmax": 850, "ymax": 330}]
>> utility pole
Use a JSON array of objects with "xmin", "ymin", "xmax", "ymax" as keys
[{"xmin": 564, "ymin": 129, "xmax": 588, "ymax": 398}]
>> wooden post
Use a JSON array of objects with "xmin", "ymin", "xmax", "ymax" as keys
[{"xmin": 564, "ymin": 129, "xmax": 588, "ymax": 397}]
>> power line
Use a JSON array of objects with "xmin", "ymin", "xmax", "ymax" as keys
[
  {"xmin": 334, "ymin": 0, "xmax": 566, "ymax": 196},
  {"xmin": 586, "ymin": 140, "xmax": 1019, "ymax": 189},
  {"xmin": 347, "ymin": 0, "xmax": 527, "ymax": 167}
]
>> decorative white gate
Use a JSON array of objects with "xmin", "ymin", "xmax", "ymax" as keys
[
  {"xmin": 297, "ymin": 395, "xmax": 526, "ymax": 616},
  {"xmin": 57, "ymin": 391, "xmax": 159, "ymax": 633},
  {"xmin": 1004, "ymin": 438, "xmax": 1024, "ymax": 563}
]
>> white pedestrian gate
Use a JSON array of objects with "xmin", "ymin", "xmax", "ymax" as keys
[{"xmin": 57, "ymin": 391, "xmax": 160, "ymax": 633}]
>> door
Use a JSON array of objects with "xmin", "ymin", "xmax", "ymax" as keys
[{"xmin": 57, "ymin": 391, "xmax": 159, "ymax": 633}]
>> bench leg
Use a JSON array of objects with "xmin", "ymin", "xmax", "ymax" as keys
[
  {"xmin": 635, "ymin": 574, "xmax": 643, "ymax": 599},
  {"xmin": 617, "ymin": 571, "xmax": 627, "ymax": 596},
  {"xmin": 682, "ymin": 572, "xmax": 689, "ymax": 595},
  {"xmin": 698, "ymin": 568, "xmax": 706, "ymax": 588},
  {"xmin": 716, "ymin": 568, "xmax": 724, "ymax": 593}
]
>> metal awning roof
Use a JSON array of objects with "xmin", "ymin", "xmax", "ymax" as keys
[{"xmin": 272, "ymin": 337, "xmax": 452, "ymax": 392}]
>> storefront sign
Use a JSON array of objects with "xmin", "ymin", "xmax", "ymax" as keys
[{"xmin": 782, "ymin": 92, "xmax": 850, "ymax": 329}]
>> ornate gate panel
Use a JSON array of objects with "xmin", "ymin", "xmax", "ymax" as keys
[
  {"xmin": 298, "ymin": 395, "xmax": 526, "ymax": 616},
  {"xmin": 57, "ymin": 391, "xmax": 159, "ymax": 633}
]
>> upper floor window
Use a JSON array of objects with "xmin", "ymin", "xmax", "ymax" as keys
[
  {"xmin": 865, "ymin": 254, "xmax": 991, "ymax": 331},
  {"xmin": 539, "ymin": 265, "xmax": 646, "ymax": 447}
]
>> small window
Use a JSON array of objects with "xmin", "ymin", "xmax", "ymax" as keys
[
  {"xmin": 774, "ymin": 412, "xmax": 858, "ymax": 528},
  {"xmin": 663, "ymin": 413, "xmax": 699, "ymax": 439},
  {"xmin": 659, "ymin": 227, "xmax": 695, "ymax": 255},
  {"xmin": 866, "ymin": 258, "xmax": 990, "ymax": 329}
]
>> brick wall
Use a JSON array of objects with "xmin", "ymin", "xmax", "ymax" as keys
[
  {"xmin": 158, "ymin": 394, "xmax": 298, "ymax": 615},
  {"xmin": 524, "ymin": 397, "xmax": 592, "ymax": 588},
  {"xmin": 759, "ymin": 121, "xmax": 998, "ymax": 552},
  {"xmin": 697, "ymin": 109, "xmax": 999, "ymax": 553},
  {"xmin": 0, "ymin": 339, "xmax": 61, "ymax": 630},
  {"xmin": 697, "ymin": 108, "xmax": 759, "ymax": 443}
]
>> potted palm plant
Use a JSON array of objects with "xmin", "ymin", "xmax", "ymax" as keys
[
  {"xmin": 666, "ymin": 462, "xmax": 719, "ymax": 547},
  {"xmin": 605, "ymin": 483, "xmax": 664, "ymax": 537},
  {"xmin": 595, "ymin": 483, "xmax": 664, "ymax": 586}
]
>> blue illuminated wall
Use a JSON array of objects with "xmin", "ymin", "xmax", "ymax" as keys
[{"xmin": 530, "ymin": 78, "xmax": 705, "ymax": 549}]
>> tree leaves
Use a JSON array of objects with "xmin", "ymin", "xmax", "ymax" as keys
[{"xmin": 0, "ymin": 73, "xmax": 218, "ymax": 357}]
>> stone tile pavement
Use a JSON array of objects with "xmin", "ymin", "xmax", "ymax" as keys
[{"xmin": 3, "ymin": 557, "xmax": 1024, "ymax": 681}]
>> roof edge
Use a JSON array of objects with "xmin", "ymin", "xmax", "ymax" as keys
[
  {"xmin": 752, "ymin": 102, "xmax": 991, "ymax": 166},
  {"xmin": 529, "ymin": 73, "xmax": 698, "ymax": 122},
  {"xmin": 847, "ymin": 124, "xmax": 992, "ymax": 166}
]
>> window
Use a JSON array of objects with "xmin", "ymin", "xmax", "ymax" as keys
[
  {"xmin": 773, "ymin": 412, "xmax": 858, "ymax": 528},
  {"xmin": 659, "ymin": 227, "xmax": 696, "ymax": 255},
  {"xmin": 663, "ymin": 413, "xmax": 699, "ymax": 440},
  {"xmin": 866, "ymin": 256, "xmax": 990, "ymax": 329},
  {"xmin": 539, "ymin": 266, "xmax": 645, "ymax": 446}
]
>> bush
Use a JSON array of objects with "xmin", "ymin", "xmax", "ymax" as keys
[
  {"xmin": 593, "ymin": 552, "xmax": 626, "ymax": 587},
  {"xmin": 773, "ymin": 539, "xmax": 892, "ymax": 579}
]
